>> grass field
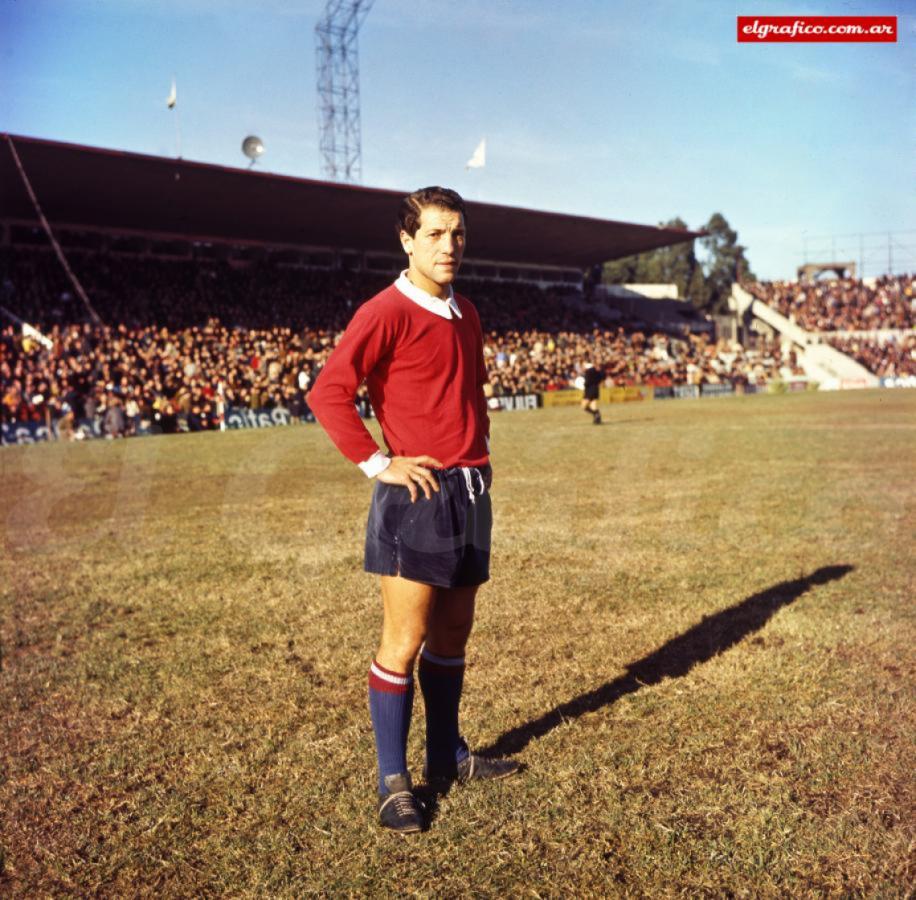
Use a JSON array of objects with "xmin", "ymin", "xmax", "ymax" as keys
[{"xmin": 2, "ymin": 389, "xmax": 914, "ymax": 897}]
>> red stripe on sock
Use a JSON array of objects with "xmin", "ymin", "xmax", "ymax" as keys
[
  {"xmin": 369, "ymin": 671, "xmax": 409, "ymax": 694},
  {"xmin": 369, "ymin": 660, "xmax": 412, "ymax": 694}
]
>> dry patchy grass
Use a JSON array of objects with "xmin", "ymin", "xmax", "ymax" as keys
[{"xmin": 1, "ymin": 389, "xmax": 914, "ymax": 896}]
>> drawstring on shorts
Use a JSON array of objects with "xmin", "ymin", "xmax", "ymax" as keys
[{"xmin": 459, "ymin": 466, "xmax": 487, "ymax": 504}]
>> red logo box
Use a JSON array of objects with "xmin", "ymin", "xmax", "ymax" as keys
[{"xmin": 737, "ymin": 16, "xmax": 897, "ymax": 43}]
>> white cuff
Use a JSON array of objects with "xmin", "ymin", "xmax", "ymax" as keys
[
  {"xmin": 485, "ymin": 435, "xmax": 490, "ymax": 453},
  {"xmin": 358, "ymin": 450, "xmax": 391, "ymax": 478}
]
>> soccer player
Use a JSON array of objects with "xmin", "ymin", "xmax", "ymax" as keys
[
  {"xmin": 306, "ymin": 187, "xmax": 519, "ymax": 834},
  {"xmin": 581, "ymin": 357, "xmax": 603, "ymax": 424}
]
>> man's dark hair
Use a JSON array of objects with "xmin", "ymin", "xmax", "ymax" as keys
[{"xmin": 397, "ymin": 186, "xmax": 467, "ymax": 239}]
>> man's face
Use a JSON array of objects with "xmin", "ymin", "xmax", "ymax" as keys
[{"xmin": 400, "ymin": 205, "xmax": 466, "ymax": 295}]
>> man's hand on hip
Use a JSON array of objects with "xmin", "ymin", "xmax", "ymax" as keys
[{"xmin": 376, "ymin": 455, "xmax": 443, "ymax": 503}]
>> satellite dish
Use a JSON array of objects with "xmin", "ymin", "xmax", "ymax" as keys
[{"xmin": 242, "ymin": 135, "xmax": 265, "ymax": 168}]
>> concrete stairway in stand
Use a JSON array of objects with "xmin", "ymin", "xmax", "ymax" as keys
[{"xmin": 728, "ymin": 284, "xmax": 879, "ymax": 389}]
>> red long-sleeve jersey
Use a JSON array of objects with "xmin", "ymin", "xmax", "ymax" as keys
[{"xmin": 306, "ymin": 283, "xmax": 490, "ymax": 469}]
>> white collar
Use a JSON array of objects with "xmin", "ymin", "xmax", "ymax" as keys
[{"xmin": 395, "ymin": 270, "xmax": 462, "ymax": 320}]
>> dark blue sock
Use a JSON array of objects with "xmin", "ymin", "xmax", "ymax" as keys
[
  {"xmin": 418, "ymin": 646, "xmax": 469, "ymax": 772},
  {"xmin": 368, "ymin": 659, "xmax": 414, "ymax": 793}
]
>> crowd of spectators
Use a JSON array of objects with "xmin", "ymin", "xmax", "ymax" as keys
[
  {"xmin": 4, "ymin": 246, "xmax": 905, "ymax": 439},
  {"xmin": 746, "ymin": 274, "xmax": 915, "ymax": 332},
  {"xmin": 1, "ymin": 319, "xmax": 337, "ymax": 436},
  {"xmin": 826, "ymin": 334, "xmax": 916, "ymax": 378},
  {"xmin": 1, "ymin": 247, "xmax": 387, "ymax": 333},
  {"xmin": 483, "ymin": 329, "xmax": 801, "ymax": 395},
  {"xmin": 2, "ymin": 316, "xmax": 799, "ymax": 437}
]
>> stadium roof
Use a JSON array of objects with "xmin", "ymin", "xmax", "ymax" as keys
[{"xmin": 1, "ymin": 134, "xmax": 702, "ymax": 269}]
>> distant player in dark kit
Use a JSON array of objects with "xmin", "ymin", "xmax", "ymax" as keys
[
  {"xmin": 306, "ymin": 187, "xmax": 519, "ymax": 835},
  {"xmin": 581, "ymin": 358, "xmax": 603, "ymax": 424}
]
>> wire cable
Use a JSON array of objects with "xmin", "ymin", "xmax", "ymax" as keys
[{"xmin": 4, "ymin": 133, "xmax": 103, "ymax": 325}]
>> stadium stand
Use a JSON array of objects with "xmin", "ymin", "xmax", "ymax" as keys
[
  {"xmin": 0, "ymin": 245, "xmax": 387, "ymax": 332},
  {"xmin": 1, "ymin": 242, "xmax": 800, "ymax": 438},
  {"xmin": 739, "ymin": 275, "xmax": 915, "ymax": 380},
  {"xmin": 744, "ymin": 275, "xmax": 914, "ymax": 333},
  {"xmin": 825, "ymin": 334, "xmax": 916, "ymax": 378},
  {"xmin": 484, "ymin": 328, "xmax": 800, "ymax": 395},
  {"xmin": 2, "ymin": 135, "xmax": 912, "ymax": 443},
  {"xmin": 727, "ymin": 281, "xmax": 913, "ymax": 389}
]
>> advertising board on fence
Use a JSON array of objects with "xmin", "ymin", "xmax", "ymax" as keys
[
  {"xmin": 1, "ymin": 417, "xmax": 148, "ymax": 445},
  {"xmin": 224, "ymin": 406, "xmax": 305, "ymax": 429},
  {"xmin": 600, "ymin": 386, "xmax": 654, "ymax": 403},
  {"xmin": 880, "ymin": 376, "xmax": 916, "ymax": 388},
  {"xmin": 490, "ymin": 393, "xmax": 539, "ymax": 411},
  {"xmin": 2, "ymin": 420, "xmax": 55, "ymax": 445},
  {"xmin": 541, "ymin": 387, "xmax": 653, "ymax": 406},
  {"xmin": 674, "ymin": 385, "xmax": 700, "ymax": 399},
  {"xmin": 224, "ymin": 402, "xmax": 372, "ymax": 429},
  {"xmin": 7, "ymin": 374, "xmax": 884, "ymax": 448},
  {"xmin": 539, "ymin": 389, "xmax": 583, "ymax": 407},
  {"xmin": 700, "ymin": 383, "xmax": 734, "ymax": 398},
  {"xmin": 765, "ymin": 379, "xmax": 816, "ymax": 394}
]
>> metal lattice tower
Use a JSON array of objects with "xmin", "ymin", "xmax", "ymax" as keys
[{"xmin": 315, "ymin": 0, "xmax": 374, "ymax": 183}]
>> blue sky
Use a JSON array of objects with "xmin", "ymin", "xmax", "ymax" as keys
[{"xmin": 2, "ymin": 0, "xmax": 913, "ymax": 279}]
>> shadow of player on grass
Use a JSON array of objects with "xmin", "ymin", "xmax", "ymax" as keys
[{"xmin": 478, "ymin": 564, "xmax": 855, "ymax": 759}]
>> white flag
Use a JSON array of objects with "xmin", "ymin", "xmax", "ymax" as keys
[
  {"xmin": 166, "ymin": 77, "xmax": 177, "ymax": 109},
  {"xmin": 465, "ymin": 138, "xmax": 486, "ymax": 170}
]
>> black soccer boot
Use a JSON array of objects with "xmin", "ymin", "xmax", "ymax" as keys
[
  {"xmin": 454, "ymin": 752, "xmax": 521, "ymax": 783},
  {"xmin": 425, "ymin": 750, "xmax": 521, "ymax": 786},
  {"xmin": 377, "ymin": 773, "xmax": 424, "ymax": 834}
]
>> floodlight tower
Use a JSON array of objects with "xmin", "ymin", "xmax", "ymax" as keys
[{"xmin": 315, "ymin": 0, "xmax": 374, "ymax": 183}]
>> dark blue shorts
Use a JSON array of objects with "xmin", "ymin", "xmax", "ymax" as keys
[{"xmin": 364, "ymin": 464, "xmax": 492, "ymax": 588}]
